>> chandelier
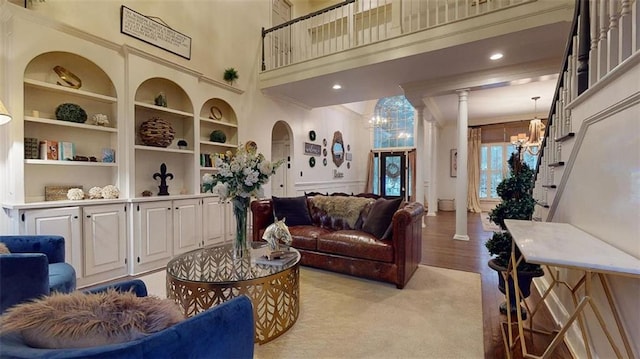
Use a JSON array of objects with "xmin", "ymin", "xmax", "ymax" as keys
[
  {"xmin": 510, "ymin": 96, "xmax": 545, "ymax": 156},
  {"xmin": 368, "ymin": 115, "xmax": 388, "ymax": 128}
]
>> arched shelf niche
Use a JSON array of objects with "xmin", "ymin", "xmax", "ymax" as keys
[
  {"xmin": 133, "ymin": 77, "xmax": 195, "ymax": 197},
  {"xmin": 198, "ymin": 98, "xmax": 238, "ymax": 172},
  {"xmin": 22, "ymin": 51, "xmax": 119, "ymax": 202}
]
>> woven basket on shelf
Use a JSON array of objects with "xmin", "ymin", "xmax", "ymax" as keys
[{"xmin": 139, "ymin": 117, "xmax": 175, "ymax": 147}]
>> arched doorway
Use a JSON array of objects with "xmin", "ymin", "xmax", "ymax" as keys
[{"xmin": 271, "ymin": 121, "xmax": 292, "ymax": 197}]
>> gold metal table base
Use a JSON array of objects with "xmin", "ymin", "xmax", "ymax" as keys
[
  {"xmin": 166, "ymin": 244, "xmax": 300, "ymax": 344},
  {"xmin": 501, "ymin": 241, "xmax": 635, "ymax": 359}
]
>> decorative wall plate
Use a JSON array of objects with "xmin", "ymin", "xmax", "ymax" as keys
[
  {"xmin": 323, "ymin": 158, "xmax": 327, "ymax": 166},
  {"xmin": 309, "ymin": 130, "xmax": 316, "ymax": 141},
  {"xmin": 309, "ymin": 157, "xmax": 316, "ymax": 167},
  {"xmin": 209, "ymin": 106, "xmax": 222, "ymax": 120},
  {"xmin": 53, "ymin": 66, "xmax": 82, "ymax": 89}
]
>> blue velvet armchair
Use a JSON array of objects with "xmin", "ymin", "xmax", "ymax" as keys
[
  {"xmin": 0, "ymin": 235, "xmax": 77, "ymax": 313},
  {"xmin": 0, "ymin": 279, "xmax": 256, "ymax": 359}
]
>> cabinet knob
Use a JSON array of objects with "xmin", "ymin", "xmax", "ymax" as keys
[
  {"xmin": 175, "ymin": 207, "xmax": 179, "ymax": 210},
  {"xmin": 73, "ymin": 216, "xmax": 78, "ymax": 219},
  {"xmin": 86, "ymin": 215, "xmax": 91, "ymax": 218}
]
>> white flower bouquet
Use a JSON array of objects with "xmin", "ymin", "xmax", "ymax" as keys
[{"xmin": 202, "ymin": 143, "xmax": 284, "ymax": 200}]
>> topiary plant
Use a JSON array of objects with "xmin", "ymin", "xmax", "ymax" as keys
[
  {"xmin": 223, "ymin": 68, "xmax": 238, "ymax": 85},
  {"xmin": 485, "ymin": 151, "xmax": 540, "ymax": 272}
]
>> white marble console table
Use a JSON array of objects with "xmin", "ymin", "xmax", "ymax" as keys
[{"xmin": 502, "ymin": 219, "xmax": 640, "ymax": 359}]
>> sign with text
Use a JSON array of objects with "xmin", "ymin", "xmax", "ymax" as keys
[
  {"xmin": 120, "ymin": 6, "xmax": 192, "ymax": 60},
  {"xmin": 304, "ymin": 142, "xmax": 322, "ymax": 156}
]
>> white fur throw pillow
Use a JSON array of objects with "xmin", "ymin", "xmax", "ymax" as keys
[
  {"xmin": 0, "ymin": 242, "xmax": 10, "ymax": 254},
  {"xmin": 0, "ymin": 289, "xmax": 184, "ymax": 349}
]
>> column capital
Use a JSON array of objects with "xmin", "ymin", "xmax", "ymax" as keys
[{"xmin": 456, "ymin": 88, "xmax": 470, "ymax": 97}]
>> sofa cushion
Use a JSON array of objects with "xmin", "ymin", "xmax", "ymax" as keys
[
  {"xmin": 362, "ymin": 197, "xmax": 403, "ymax": 239},
  {"xmin": 272, "ymin": 196, "xmax": 312, "ymax": 226},
  {"xmin": 288, "ymin": 225, "xmax": 333, "ymax": 250},
  {"xmin": 0, "ymin": 243, "xmax": 10, "ymax": 254},
  {"xmin": 317, "ymin": 230, "xmax": 394, "ymax": 262},
  {"xmin": 0, "ymin": 289, "xmax": 184, "ymax": 349},
  {"xmin": 48, "ymin": 262, "xmax": 76, "ymax": 294}
]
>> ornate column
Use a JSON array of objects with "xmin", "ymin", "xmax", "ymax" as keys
[
  {"xmin": 454, "ymin": 89, "xmax": 469, "ymax": 241},
  {"xmin": 426, "ymin": 121, "xmax": 438, "ymax": 217},
  {"xmin": 414, "ymin": 106, "xmax": 425, "ymax": 226}
]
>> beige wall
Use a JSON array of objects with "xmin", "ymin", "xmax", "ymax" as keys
[{"xmin": 20, "ymin": 0, "xmax": 367, "ymax": 185}]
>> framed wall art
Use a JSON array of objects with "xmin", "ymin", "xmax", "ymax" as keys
[{"xmin": 450, "ymin": 149, "xmax": 458, "ymax": 177}]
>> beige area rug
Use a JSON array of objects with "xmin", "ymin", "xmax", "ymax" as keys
[
  {"xmin": 481, "ymin": 212, "xmax": 501, "ymax": 232},
  {"xmin": 139, "ymin": 266, "xmax": 483, "ymax": 358},
  {"xmin": 254, "ymin": 266, "xmax": 483, "ymax": 359}
]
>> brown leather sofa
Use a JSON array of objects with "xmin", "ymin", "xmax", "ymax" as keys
[{"xmin": 251, "ymin": 195, "xmax": 424, "ymax": 289}]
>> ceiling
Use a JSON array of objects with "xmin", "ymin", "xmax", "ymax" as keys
[{"xmin": 261, "ymin": 21, "xmax": 572, "ymax": 125}]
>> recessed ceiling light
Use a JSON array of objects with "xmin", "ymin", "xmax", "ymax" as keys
[
  {"xmin": 490, "ymin": 53, "xmax": 503, "ymax": 60},
  {"xmin": 332, "ymin": 84, "xmax": 342, "ymax": 90}
]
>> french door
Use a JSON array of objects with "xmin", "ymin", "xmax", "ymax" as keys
[{"xmin": 379, "ymin": 152, "xmax": 406, "ymax": 199}]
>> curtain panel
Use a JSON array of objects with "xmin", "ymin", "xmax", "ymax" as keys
[
  {"xmin": 467, "ymin": 128, "xmax": 482, "ymax": 213},
  {"xmin": 364, "ymin": 151, "xmax": 374, "ymax": 193},
  {"xmin": 476, "ymin": 120, "xmax": 546, "ymax": 144},
  {"xmin": 408, "ymin": 150, "xmax": 416, "ymax": 202}
]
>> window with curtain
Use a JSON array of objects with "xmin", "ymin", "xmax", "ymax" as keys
[
  {"xmin": 480, "ymin": 143, "xmax": 539, "ymax": 199},
  {"xmin": 372, "ymin": 96, "xmax": 415, "ymax": 149},
  {"xmin": 477, "ymin": 121, "xmax": 543, "ymax": 200}
]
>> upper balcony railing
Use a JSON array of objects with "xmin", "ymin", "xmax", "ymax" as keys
[{"xmin": 262, "ymin": 0, "xmax": 535, "ymax": 71}]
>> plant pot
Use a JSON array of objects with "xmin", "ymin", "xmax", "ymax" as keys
[{"xmin": 488, "ymin": 259, "xmax": 544, "ymax": 319}]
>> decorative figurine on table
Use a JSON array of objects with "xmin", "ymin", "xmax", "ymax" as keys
[
  {"xmin": 262, "ymin": 218, "xmax": 293, "ymax": 260},
  {"xmin": 153, "ymin": 163, "xmax": 173, "ymax": 196}
]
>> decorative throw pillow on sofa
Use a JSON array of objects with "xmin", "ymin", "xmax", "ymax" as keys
[
  {"xmin": 0, "ymin": 289, "xmax": 184, "ymax": 349},
  {"xmin": 272, "ymin": 196, "xmax": 313, "ymax": 226},
  {"xmin": 361, "ymin": 197, "xmax": 403, "ymax": 239},
  {"xmin": 0, "ymin": 243, "xmax": 10, "ymax": 254}
]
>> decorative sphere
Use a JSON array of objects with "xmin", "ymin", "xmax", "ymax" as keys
[
  {"xmin": 55, "ymin": 103, "xmax": 87, "ymax": 123},
  {"xmin": 210, "ymin": 130, "xmax": 226, "ymax": 143},
  {"xmin": 89, "ymin": 187, "xmax": 103, "ymax": 199}
]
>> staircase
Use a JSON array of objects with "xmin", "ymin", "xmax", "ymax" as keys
[
  {"xmin": 530, "ymin": 1, "xmax": 639, "ymax": 357},
  {"xmin": 532, "ymin": 0, "xmax": 639, "ymax": 222}
]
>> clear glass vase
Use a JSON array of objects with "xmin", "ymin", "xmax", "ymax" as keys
[{"xmin": 232, "ymin": 196, "xmax": 251, "ymax": 259}]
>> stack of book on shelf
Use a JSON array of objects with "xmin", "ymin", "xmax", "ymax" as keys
[
  {"xmin": 200, "ymin": 153, "xmax": 213, "ymax": 167},
  {"xmin": 39, "ymin": 140, "xmax": 75, "ymax": 160}
]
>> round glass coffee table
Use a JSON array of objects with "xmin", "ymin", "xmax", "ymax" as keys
[{"xmin": 166, "ymin": 243, "xmax": 300, "ymax": 344}]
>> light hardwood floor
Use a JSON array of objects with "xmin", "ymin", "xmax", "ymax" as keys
[{"xmin": 421, "ymin": 211, "xmax": 572, "ymax": 359}]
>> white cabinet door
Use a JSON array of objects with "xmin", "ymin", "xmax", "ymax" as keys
[
  {"xmin": 172, "ymin": 198, "xmax": 201, "ymax": 255},
  {"xmin": 134, "ymin": 201, "xmax": 173, "ymax": 270},
  {"xmin": 23, "ymin": 207, "xmax": 82, "ymax": 278},
  {"xmin": 202, "ymin": 197, "xmax": 224, "ymax": 246},
  {"xmin": 82, "ymin": 204, "xmax": 127, "ymax": 277}
]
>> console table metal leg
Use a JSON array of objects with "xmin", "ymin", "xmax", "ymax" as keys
[
  {"xmin": 571, "ymin": 274, "xmax": 593, "ymax": 359},
  {"xmin": 598, "ymin": 273, "xmax": 634, "ymax": 358}
]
